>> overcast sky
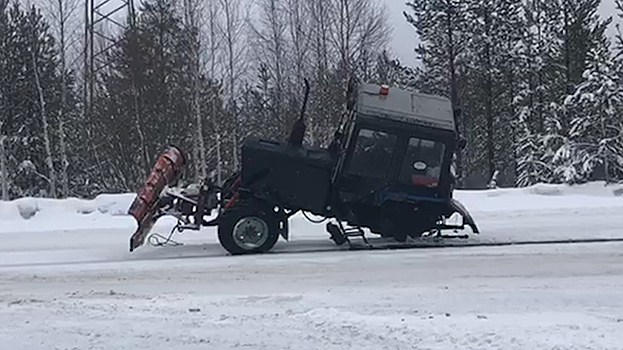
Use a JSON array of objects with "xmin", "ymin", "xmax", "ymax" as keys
[{"xmin": 386, "ymin": 0, "xmax": 622, "ymax": 68}]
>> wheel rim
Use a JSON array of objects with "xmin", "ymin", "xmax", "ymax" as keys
[{"xmin": 232, "ymin": 216, "xmax": 270, "ymax": 250}]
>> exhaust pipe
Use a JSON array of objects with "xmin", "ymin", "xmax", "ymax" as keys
[{"xmin": 128, "ymin": 146, "xmax": 185, "ymax": 251}]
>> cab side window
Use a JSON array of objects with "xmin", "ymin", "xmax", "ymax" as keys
[
  {"xmin": 348, "ymin": 129, "xmax": 397, "ymax": 179},
  {"xmin": 399, "ymin": 137, "xmax": 445, "ymax": 187}
]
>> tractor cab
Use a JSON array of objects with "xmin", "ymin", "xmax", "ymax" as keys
[
  {"xmin": 316, "ymin": 83, "xmax": 477, "ymax": 242},
  {"xmin": 333, "ymin": 83, "xmax": 459, "ymax": 206}
]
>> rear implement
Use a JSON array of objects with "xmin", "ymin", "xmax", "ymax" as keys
[{"xmin": 128, "ymin": 146, "xmax": 185, "ymax": 251}]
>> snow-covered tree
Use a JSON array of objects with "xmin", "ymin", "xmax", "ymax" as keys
[
  {"xmin": 404, "ymin": 0, "xmax": 471, "ymax": 186},
  {"xmin": 561, "ymin": 41, "xmax": 623, "ymax": 184},
  {"xmin": 0, "ymin": 2, "xmax": 70, "ymax": 198},
  {"xmin": 513, "ymin": 0, "xmax": 611, "ymax": 187},
  {"xmin": 462, "ymin": 0, "xmax": 525, "ymax": 185},
  {"xmin": 515, "ymin": 117, "xmax": 553, "ymax": 187},
  {"xmin": 512, "ymin": 0, "xmax": 563, "ymax": 185}
]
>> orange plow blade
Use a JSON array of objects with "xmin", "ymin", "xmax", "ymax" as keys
[{"xmin": 128, "ymin": 146, "xmax": 185, "ymax": 251}]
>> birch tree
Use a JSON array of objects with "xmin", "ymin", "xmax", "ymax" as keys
[
  {"xmin": 248, "ymin": 0, "xmax": 289, "ymax": 137},
  {"xmin": 218, "ymin": 0, "xmax": 247, "ymax": 170},
  {"xmin": 307, "ymin": 0, "xmax": 336, "ymax": 145},
  {"xmin": 182, "ymin": 0, "xmax": 207, "ymax": 182},
  {"xmin": 330, "ymin": 0, "xmax": 390, "ymax": 110},
  {"xmin": 27, "ymin": 6, "xmax": 57, "ymax": 198},
  {"xmin": 46, "ymin": 0, "xmax": 80, "ymax": 197},
  {"xmin": 286, "ymin": 0, "xmax": 310, "ymax": 109}
]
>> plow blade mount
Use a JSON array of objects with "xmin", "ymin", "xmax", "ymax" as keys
[{"xmin": 128, "ymin": 146, "xmax": 185, "ymax": 251}]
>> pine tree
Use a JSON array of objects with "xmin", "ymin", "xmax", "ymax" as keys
[
  {"xmin": 404, "ymin": 0, "xmax": 470, "ymax": 98},
  {"xmin": 404, "ymin": 0, "xmax": 471, "ymax": 186},
  {"xmin": 1, "ymin": 2, "xmax": 65, "ymax": 198},
  {"xmin": 561, "ymin": 38, "xmax": 623, "ymax": 183},
  {"xmin": 462, "ymin": 0, "xmax": 525, "ymax": 185},
  {"xmin": 615, "ymin": 1, "xmax": 623, "ymax": 60},
  {"xmin": 516, "ymin": 117, "xmax": 553, "ymax": 186},
  {"xmin": 95, "ymin": 0, "xmax": 196, "ymax": 190},
  {"xmin": 0, "ymin": 0, "xmax": 10, "ymax": 200},
  {"xmin": 513, "ymin": 0, "xmax": 562, "ymax": 186}
]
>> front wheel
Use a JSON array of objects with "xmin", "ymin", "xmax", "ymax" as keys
[{"xmin": 218, "ymin": 203, "xmax": 280, "ymax": 255}]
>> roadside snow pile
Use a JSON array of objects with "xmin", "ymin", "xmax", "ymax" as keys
[
  {"xmin": 0, "ymin": 181, "xmax": 621, "ymax": 234},
  {"xmin": 0, "ymin": 193, "xmax": 135, "ymax": 221},
  {"xmin": 0, "ymin": 193, "xmax": 137, "ymax": 233},
  {"xmin": 455, "ymin": 181, "xmax": 623, "ymax": 213}
]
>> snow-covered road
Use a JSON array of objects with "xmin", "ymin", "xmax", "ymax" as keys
[
  {"xmin": 2, "ymin": 242, "xmax": 623, "ymax": 349},
  {"xmin": 1, "ymin": 182, "xmax": 623, "ymax": 349}
]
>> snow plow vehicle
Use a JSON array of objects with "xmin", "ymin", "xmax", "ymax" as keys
[{"xmin": 127, "ymin": 82, "xmax": 479, "ymax": 255}]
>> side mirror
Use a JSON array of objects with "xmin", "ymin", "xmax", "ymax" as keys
[{"xmin": 458, "ymin": 137, "xmax": 467, "ymax": 150}]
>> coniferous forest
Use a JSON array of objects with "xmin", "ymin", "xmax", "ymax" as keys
[{"xmin": 0, "ymin": 0, "xmax": 622, "ymax": 199}]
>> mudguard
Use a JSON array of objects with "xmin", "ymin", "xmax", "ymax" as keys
[
  {"xmin": 128, "ymin": 146, "xmax": 185, "ymax": 251},
  {"xmin": 449, "ymin": 198, "xmax": 479, "ymax": 234}
]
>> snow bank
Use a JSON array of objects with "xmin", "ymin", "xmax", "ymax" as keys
[
  {"xmin": 0, "ymin": 181, "xmax": 621, "ymax": 234},
  {"xmin": 0, "ymin": 193, "xmax": 137, "ymax": 233},
  {"xmin": 455, "ymin": 181, "xmax": 623, "ymax": 213},
  {"xmin": 0, "ymin": 193, "xmax": 135, "ymax": 221}
]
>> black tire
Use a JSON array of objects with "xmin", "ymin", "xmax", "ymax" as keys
[{"xmin": 218, "ymin": 202, "xmax": 280, "ymax": 255}]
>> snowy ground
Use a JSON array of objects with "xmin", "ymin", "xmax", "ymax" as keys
[{"xmin": 1, "ymin": 182, "xmax": 623, "ymax": 349}]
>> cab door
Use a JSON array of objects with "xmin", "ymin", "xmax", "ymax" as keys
[
  {"xmin": 390, "ymin": 133, "xmax": 455, "ymax": 200},
  {"xmin": 336, "ymin": 127, "xmax": 401, "ymax": 202}
]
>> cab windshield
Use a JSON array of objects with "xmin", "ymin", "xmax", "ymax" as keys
[
  {"xmin": 347, "ymin": 128, "xmax": 397, "ymax": 179},
  {"xmin": 399, "ymin": 137, "xmax": 445, "ymax": 188}
]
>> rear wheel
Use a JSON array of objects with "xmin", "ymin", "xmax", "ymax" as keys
[{"xmin": 218, "ymin": 202, "xmax": 280, "ymax": 255}]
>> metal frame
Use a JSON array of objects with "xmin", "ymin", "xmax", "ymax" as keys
[
  {"xmin": 81, "ymin": 0, "xmax": 136, "ymax": 183},
  {"xmin": 83, "ymin": 0, "xmax": 136, "ymax": 133}
]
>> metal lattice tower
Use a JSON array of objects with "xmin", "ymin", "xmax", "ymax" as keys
[
  {"xmin": 83, "ymin": 0, "xmax": 135, "ymax": 183},
  {"xmin": 82, "ymin": 0, "xmax": 135, "ymax": 180},
  {"xmin": 83, "ymin": 0, "xmax": 136, "ymax": 120}
]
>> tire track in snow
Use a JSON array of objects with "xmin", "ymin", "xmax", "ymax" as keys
[{"xmin": 3, "ymin": 236, "xmax": 623, "ymax": 269}]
